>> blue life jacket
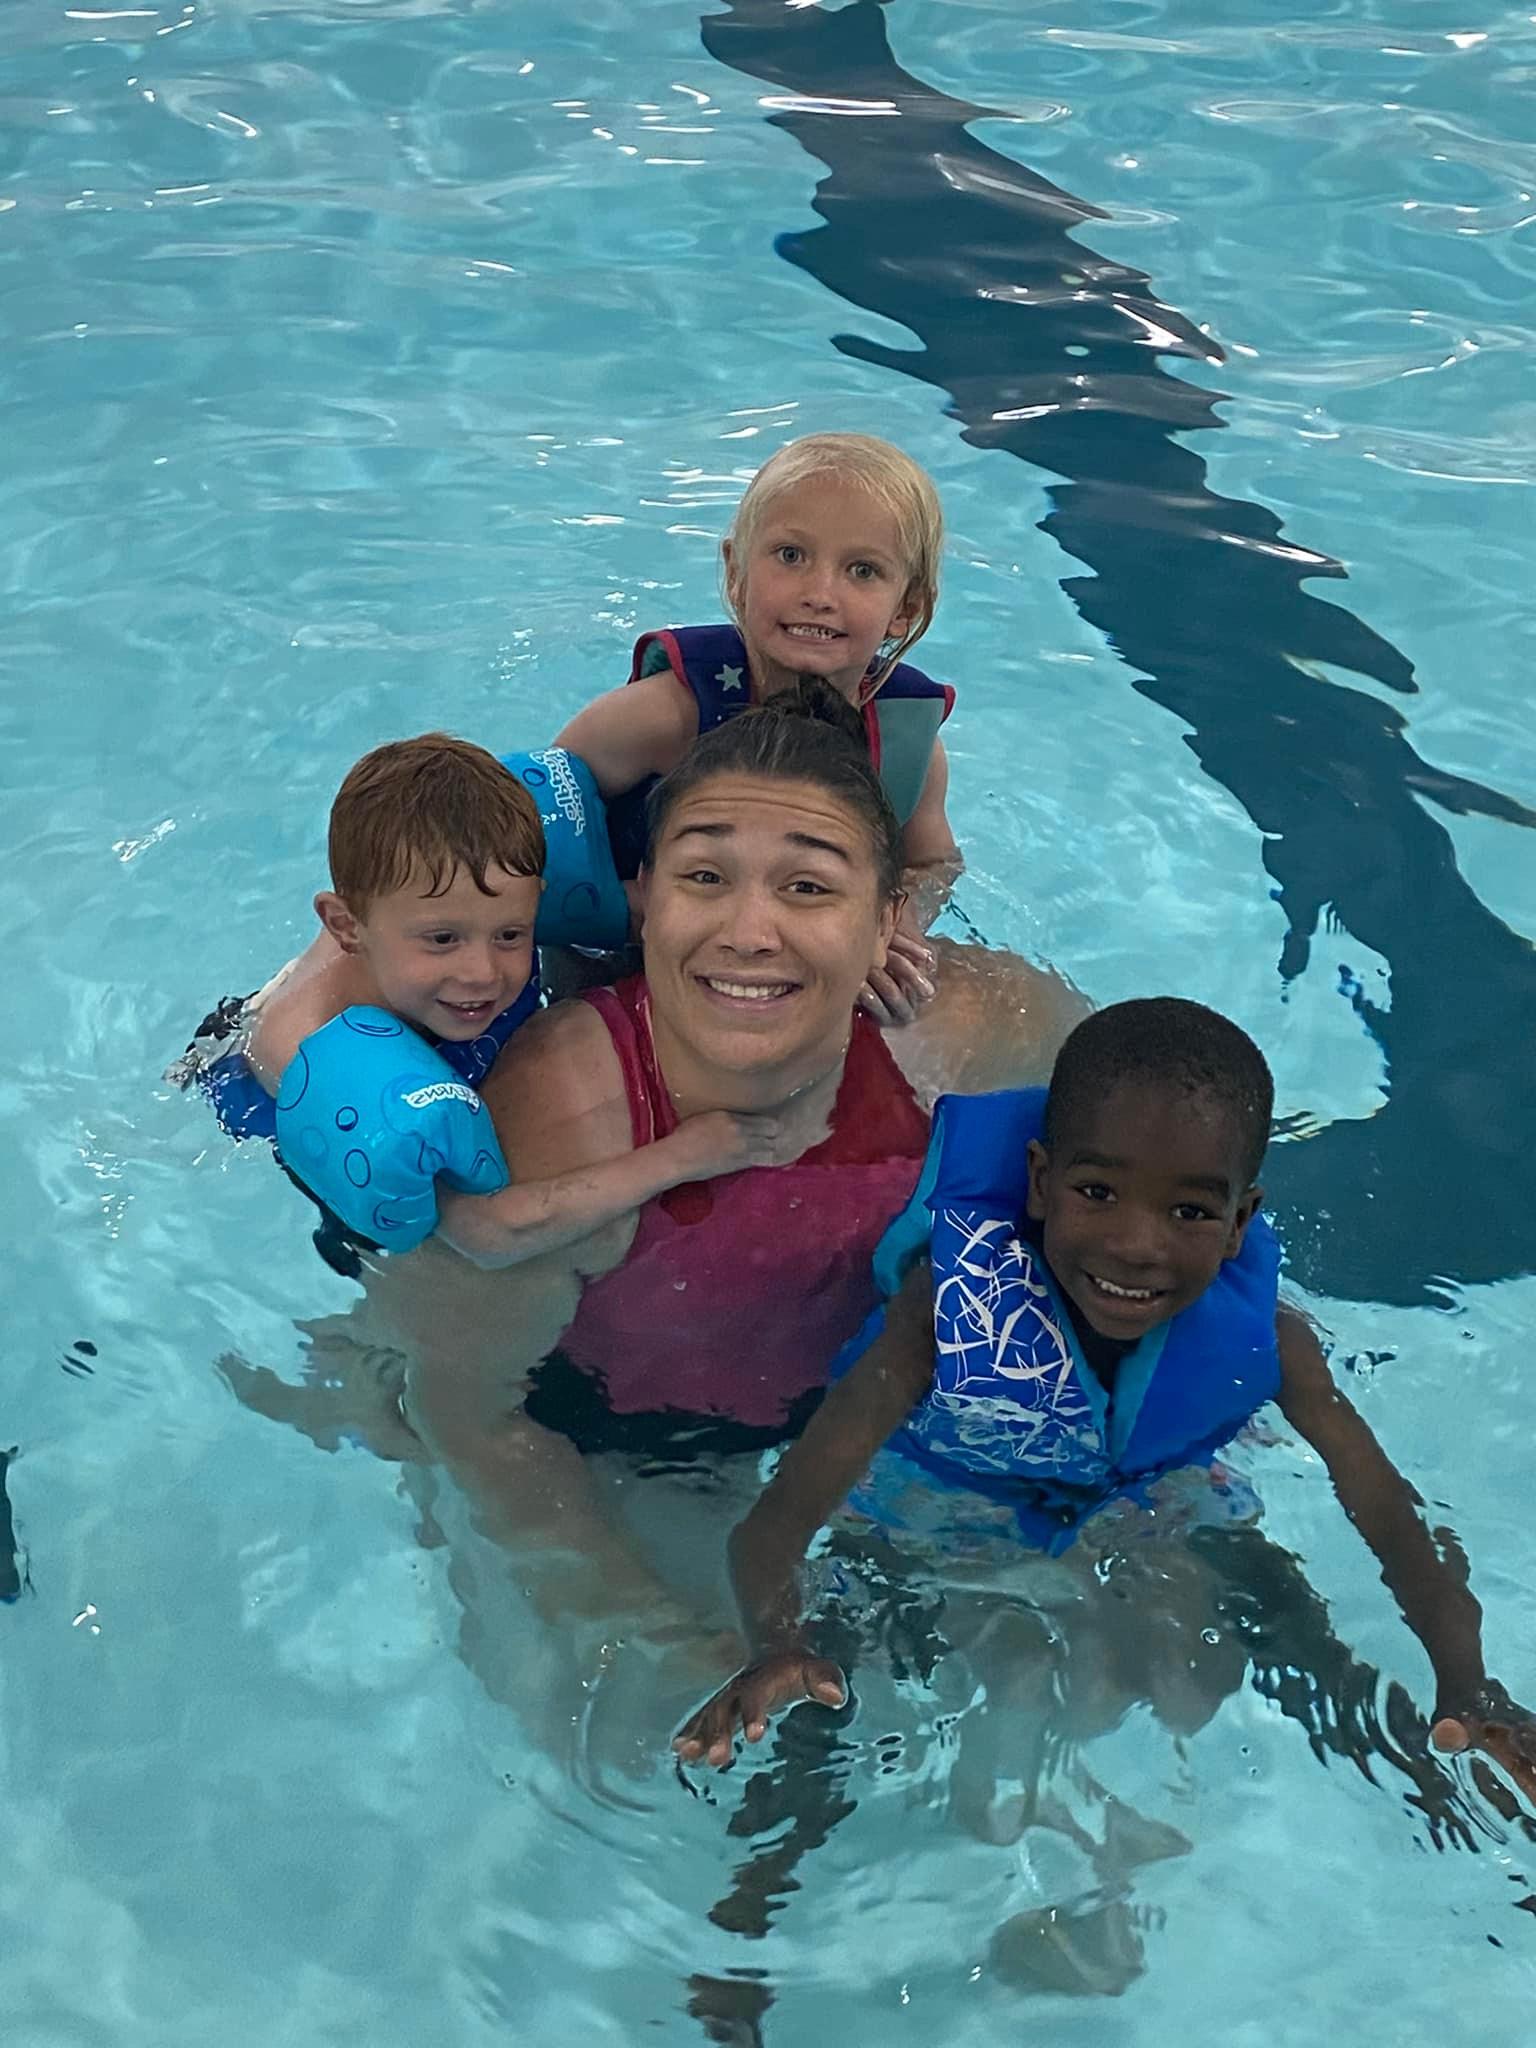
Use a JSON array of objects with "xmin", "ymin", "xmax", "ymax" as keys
[
  {"xmin": 835, "ymin": 1087, "xmax": 1281, "ymax": 1550},
  {"xmin": 604, "ymin": 625, "xmax": 955, "ymax": 877}
]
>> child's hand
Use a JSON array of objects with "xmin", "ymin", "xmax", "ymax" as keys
[
  {"xmin": 666, "ymin": 1108, "xmax": 789, "ymax": 1181},
  {"xmin": 858, "ymin": 930, "xmax": 937, "ymax": 1029},
  {"xmin": 1431, "ymin": 1682, "xmax": 1536, "ymax": 1802},
  {"xmin": 672, "ymin": 1649, "xmax": 849, "ymax": 1768}
]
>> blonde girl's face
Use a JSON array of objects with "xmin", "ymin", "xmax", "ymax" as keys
[{"xmin": 725, "ymin": 476, "xmax": 919, "ymax": 701}]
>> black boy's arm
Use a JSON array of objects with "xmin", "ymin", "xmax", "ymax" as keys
[
  {"xmin": 729, "ymin": 1258, "xmax": 937, "ymax": 1656},
  {"xmin": 1274, "ymin": 1306, "xmax": 1487, "ymax": 1713}
]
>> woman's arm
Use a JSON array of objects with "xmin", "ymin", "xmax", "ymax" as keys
[
  {"xmin": 1276, "ymin": 1306, "xmax": 1536, "ymax": 1798},
  {"xmin": 371, "ymin": 1001, "xmax": 684, "ymax": 1625},
  {"xmin": 674, "ymin": 1260, "xmax": 937, "ymax": 1765},
  {"xmin": 898, "ymin": 739, "xmax": 963, "ymax": 934},
  {"xmin": 892, "ymin": 940, "xmax": 1089, "ymax": 1107}
]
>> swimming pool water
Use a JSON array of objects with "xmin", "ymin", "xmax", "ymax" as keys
[{"xmin": 3, "ymin": 0, "xmax": 1535, "ymax": 2039}]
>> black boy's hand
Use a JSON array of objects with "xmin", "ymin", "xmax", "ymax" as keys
[
  {"xmin": 672, "ymin": 1650, "xmax": 849, "ymax": 1769},
  {"xmin": 1431, "ymin": 1681, "xmax": 1536, "ymax": 1803}
]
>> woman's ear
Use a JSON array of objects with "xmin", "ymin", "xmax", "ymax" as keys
[
  {"xmin": 872, "ymin": 889, "xmax": 902, "ymax": 971},
  {"xmin": 315, "ymin": 891, "xmax": 362, "ymax": 953}
]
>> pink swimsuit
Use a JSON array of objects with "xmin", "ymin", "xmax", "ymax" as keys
[{"xmin": 553, "ymin": 976, "xmax": 930, "ymax": 1433}]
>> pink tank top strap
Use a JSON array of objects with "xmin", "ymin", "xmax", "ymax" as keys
[{"xmin": 577, "ymin": 978, "xmax": 676, "ymax": 1148}]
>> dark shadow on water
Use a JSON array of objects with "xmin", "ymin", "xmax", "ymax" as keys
[{"xmin": 701, "ymin": 0, "xmax": 1536, "ymax": 1306}]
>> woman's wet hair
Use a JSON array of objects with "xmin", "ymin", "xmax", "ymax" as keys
[
  {"xmin": 645, "ymin": 676, "xmax": 904, "ymax": 901},
  {"xmin": 1044, "ymin": 997, "xmax": 1275, "ymax": 1186}
]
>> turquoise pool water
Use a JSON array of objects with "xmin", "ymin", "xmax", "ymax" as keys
[{"xmin": 3, "ymin": 0, "xmax": 1535, "ymax": 2039}]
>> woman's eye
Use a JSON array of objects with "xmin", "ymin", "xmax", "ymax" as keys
[
  {"xmin": 787, "ymin": 878, "xmax": 831, "ymax": 897},
  {"xmin": 682, "ymin": 867, "xmax": 724, "ymax": 886}
]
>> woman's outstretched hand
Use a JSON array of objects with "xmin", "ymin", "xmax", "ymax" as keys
[
  {"xmin": 1430, "ymin": 1682, "xmax": 1536, "ymax": 1803},
  {"xmin": 673, "ymin": 1650, "xmax": 849, "ymax": 1768}
]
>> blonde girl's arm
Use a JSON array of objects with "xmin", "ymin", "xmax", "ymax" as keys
[
  {"xmin": 897, "ymin": 739, "xmax": 963, "ymax": 932},
  {"xmin": 552, "ymin": 670, "xmax": 701, "ymax": 800}
]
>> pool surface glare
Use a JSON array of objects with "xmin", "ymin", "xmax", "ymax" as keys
[{"xmin": 2, "ymin": 0, "xmax": 1535, "ymax": 2041}]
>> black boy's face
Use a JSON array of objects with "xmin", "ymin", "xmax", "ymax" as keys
[{"xmin": 1026, "ymin": 1082, "xmax": 1261, "ymax": 1345}]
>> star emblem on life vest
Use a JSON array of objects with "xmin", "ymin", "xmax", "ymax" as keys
[{"xmin": 717, "ymin": 664, "xmax": 746, "ymax": 694}]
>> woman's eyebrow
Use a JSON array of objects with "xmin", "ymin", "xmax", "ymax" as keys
[
  {"xmin": 784, "ymin": 830, "xmax": 853, "ymax": 864},
  {"xmin": 671, "ymin": 821, "xmax": 853, "ymax": 864}
]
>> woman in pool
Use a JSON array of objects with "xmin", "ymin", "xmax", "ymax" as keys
[{"xmin": 364, "ymin": 679, "xmax": 1083, "ymax": 1623}]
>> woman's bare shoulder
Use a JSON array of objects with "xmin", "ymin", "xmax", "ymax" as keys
[
  {"xmin": 891, "ymin": 941, "xmax": 1088, "ymax": 1104},
  {"xmin": 481, "ymin": 994, "xmax": 632, "ymax": 1174}
]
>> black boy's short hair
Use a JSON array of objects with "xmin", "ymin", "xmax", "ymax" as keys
[{"xmin": 1044, "ymin": 998, "xmax": 1275, "ymax": 1186}]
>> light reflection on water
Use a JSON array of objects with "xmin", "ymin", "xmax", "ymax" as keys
[{"xmin": 2, "ymin": 0, "xmax": 1534, "ymax": 2040}]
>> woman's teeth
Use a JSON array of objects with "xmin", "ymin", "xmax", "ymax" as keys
[{"xmin": 704, "ymin": 978, "xmax": 792, "ymax": 1001}]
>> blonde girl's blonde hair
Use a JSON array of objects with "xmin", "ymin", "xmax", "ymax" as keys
[{"xmin": 723, "ymin": 433, "xmax": 944, "ymax": 686}]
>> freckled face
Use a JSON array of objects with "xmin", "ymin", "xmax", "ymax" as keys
[{"xmin": 352, "ymin": 864, "xmax": 542, "ymax": 1040}]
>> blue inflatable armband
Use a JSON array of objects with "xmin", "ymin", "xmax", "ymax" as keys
[
  {"xmin": 274, "ymin": 1008, "xmax": 508, "ymax": 1252},
  {"xmin": 502, "ymin": 747, "xmax": 630, "ymax": 951}
]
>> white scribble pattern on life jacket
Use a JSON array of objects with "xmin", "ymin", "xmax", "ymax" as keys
[{"xmin": 922, "ymin": 1208, "xmax": 1109, "ymax": 1482}]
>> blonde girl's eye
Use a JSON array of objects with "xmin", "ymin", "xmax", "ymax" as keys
[{"xmin": 774, "ymin": 544, "xmax": 803, "ymax": 566}]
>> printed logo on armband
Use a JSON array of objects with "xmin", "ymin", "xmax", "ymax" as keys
[
  {"xmin": 402, "ymin": 1081, "xmax": 482, "ymax": 1112},
  {"xmin": 531, "ymin": 748, "xmax": 587, "ymax": 838}
]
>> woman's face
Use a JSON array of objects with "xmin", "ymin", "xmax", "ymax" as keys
[{"xmin": 641, "ymin": 773, "xmax": 896, "ymax": 1084}]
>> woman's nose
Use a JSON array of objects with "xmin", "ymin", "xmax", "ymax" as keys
[{"xmin": 720, "ymin": 884, "xmax": 781, "ymax": 954}]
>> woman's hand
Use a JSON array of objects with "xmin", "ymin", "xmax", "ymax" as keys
[
  {"xmin": 858, "ymin": 930, "xmax": 937, "ymax": 1028},
  {"xmin": 672, "ymin": 1650, "xmax": 849, "ymax": 1768},
  {"xmin": 1431, "ymin": 1682, "xmax": 1536, "ymax": 1802}
]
